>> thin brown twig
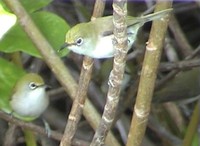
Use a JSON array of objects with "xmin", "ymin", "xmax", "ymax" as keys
[
  {"xmin": 59, "ymin": 0, "xmax": 121, "ymax": 145},
  {"xmin": 112, "ymin": 58, "xmax": 200, "ymax": 125},
  {"xmin": 169, "ymin": 15, "xmax": 193, "ymax": 57},
  {"xmin": 159, "ymin": 59, "xmax": 200, "ymax": 71},
  {"xmin": 148, "ymin": 115, "xmax": 182, "ymax": 146},
  {"xmin": 59, "ymin": 56, "xmax": 94, "ymax": 146},
  {"xmin": 164, "ymin": 34, "xmax": 179, "ymax": 62},
  {"xmin": 3, "ymin": 0, "xmax": 119, "ymax": 145},
  {"xmin": 3, "ymin": 124, "xmax": 17, "ymax": 146},
  {"xmin": 0, "ymin": 111, "xmax": 90, "ymax": 146},
  {"xmin": 156, "ymin": 44, "xmax": 200, "ymax": 90},
  {"xmin": 126, "ymin": 1, "xmax": 172, "ymax": 146},
  {"xmin": 90, "ymin": 0, "xmax": 128, "ymax": 145},
  {"xmin": 163, "ymin": 102, "xmax": 185, "ymax": 134},
  {"xmin": 0, "ymin": 111, "xmax": 62, "ymax": 141},
  {"xmin": 59, "ymin": 0, "xmax": 105, "ymax": 145},
  {"xmin": 113, "ymin": 54, "xmax": 199, "ymax": 130},
  {"xmin": 113, "ymin": 78, "xmax": 139, "ymax": 125}
]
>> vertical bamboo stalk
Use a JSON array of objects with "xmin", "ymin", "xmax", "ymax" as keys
[
  {"xmin": 3, "ymin": 0, "xmax": 120, "ymax": 145},
  {"xmin": 90, "ymin": 0, "xmax": 128, "ymax": 145},
  {"xmin": 59, "ymin": 1, "xmax": 105, "ymax": 145},
  {"xmin": 126, "ymin": 1, "xmax": 172, "ymax": 146}
]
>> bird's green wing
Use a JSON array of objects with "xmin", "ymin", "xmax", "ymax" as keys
[{"xmin": 93, "ymin": 16, "xmax": 114, "ymax": 37}]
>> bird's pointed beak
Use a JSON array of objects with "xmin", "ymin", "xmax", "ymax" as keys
[
  {"xmin": 39, "ymin": 84, "xmax": 51, "ymax": 90},
  {"xmin": 58, "ymin": 42, "xmax": 69, "ymax": 52},
  {"xmin": 44, "ymin": 85, "xmax": 52, "ymax": 90}
]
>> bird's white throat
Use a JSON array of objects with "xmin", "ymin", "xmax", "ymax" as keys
[{"xmin": 11, "ymin": 87, "xmax": 49, "ymax": 117}]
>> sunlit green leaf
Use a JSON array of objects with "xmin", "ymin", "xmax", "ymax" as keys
[
  {"xmin": 0, "ymin": 11, "xmax": 70, "ymax": 57},
  {"xmin": 0, "ymin": 4, "xmax": 16, "ymax": 39},
  {"xmin": 0, "ymin": 58, "xmax": 25, "ymax": 113},
  {"xmin": 20, "ymin": 0, "xmax": 52, "ymax": 13}
]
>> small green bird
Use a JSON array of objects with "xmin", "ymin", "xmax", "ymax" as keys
[
  {"xmin": 10, "ymin": 73, "xmax": 49, "ymax": 121},
  {"xmin": 60, "ymin": 9, "xmax": 172, "ymax": 58}
]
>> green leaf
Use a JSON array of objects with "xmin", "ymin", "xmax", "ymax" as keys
[
  {"xmin": 0, "ymin": 0, "xmax": 11, "ymax": 12},
  {"xmin": 0, "ymin": 0, "xmax": 52, "ymax": 14},
  {"xmin": 0, "ymin": 4, "xmax": 17, "ymax": 39},
  {"xmin": 20, "ymin": 0, "xmax": 52, "ymax": 13},
  {"xmin": 0, "ymin": 58, "xmax": 25, "ymax": 113},
  {"xmin": 0, "ymin": 11, "xmax": 70, "ymax": 58},
  {"xmin": 32, "ymin": 11, "xmax": 70, "ymax": 57}
]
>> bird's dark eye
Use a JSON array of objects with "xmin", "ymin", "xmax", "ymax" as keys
[
  {"xmin": 76, "ymin": 37, "xmax": 83, "ymax": 46},
  {"xmin": 29, "ymin": 82, "xmax": 37, "ymax": 90}
]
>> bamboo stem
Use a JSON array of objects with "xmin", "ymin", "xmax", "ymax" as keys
[
  {"xmin": 90, "ymin": 0, "xmax": 128, "ymax": 145},
  {"xmin": 3, "ymin": 0, "xmax": 119, "ymax": 145},
  {"xmin": 126, "ymin": 1, "xmax": 172, "ymax": 146},
  {"xmin": 59, "ymin": 0, "xmax": 105, "ymax": 145}
]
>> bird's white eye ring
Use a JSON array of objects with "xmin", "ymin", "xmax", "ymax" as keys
[
  {"xmin": 29, "ymin": 82, "xmax": 37, "ymax": 90},
  {"xmin": 76, "ymin": 37, "xmax": 83, "ymax": 46}
]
